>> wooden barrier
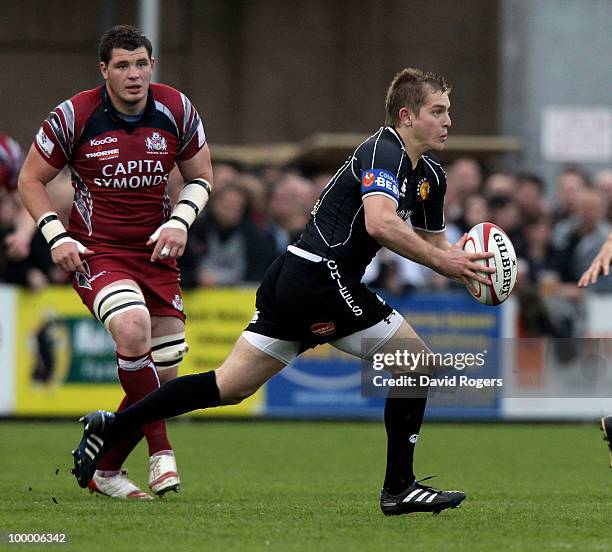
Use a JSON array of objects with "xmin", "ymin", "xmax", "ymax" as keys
[{"xmin": 210, "ymin": 134, "xmax": 523, "ymax": 170}]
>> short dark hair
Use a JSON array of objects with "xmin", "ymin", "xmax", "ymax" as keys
[
  {"xmin": 517, "ymin": 173, "xmax": 546, "ymax": 192},
  {"xmin": 385, "ymin": 68, "xmax": 451, "ymax": 126},
  {"xmin": 488, "ymin": 195, "xmax": 514, "ymax": 211},
  {"xmin": 559, "ymin": 164, "xmax": 591, "ymax": 187},
  {"xmin": 99, "ymin": 25, "xmax": 152, "ymax": 64}
]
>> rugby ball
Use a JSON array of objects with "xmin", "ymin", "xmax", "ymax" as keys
[{"xmin": 463, "ymin": 222, "xmax": 517, "ymax": 305}]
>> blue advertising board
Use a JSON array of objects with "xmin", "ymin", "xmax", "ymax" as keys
[{"xmin": 265, "ymin": 291, "xmax": 503, "ymax": 420}]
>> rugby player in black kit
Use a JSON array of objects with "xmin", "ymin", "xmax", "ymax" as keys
[{"xmin": 73, "ymin": 68, "xmax": 495, "ymax": 515}]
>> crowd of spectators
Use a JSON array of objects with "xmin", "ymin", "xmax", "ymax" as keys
[{"xmin": 2, "ymin": 134, "xmax": 612, "ymax": 336}]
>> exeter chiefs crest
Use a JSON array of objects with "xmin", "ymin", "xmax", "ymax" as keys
[
  {"xmin": 145, "ymin": 132, "xmax": 167, "ymax": 152},
  {"xmin": 417, "ymin": 179, "xmax": 430, "ymax": 201}
]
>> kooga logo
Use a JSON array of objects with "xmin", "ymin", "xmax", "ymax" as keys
[{"xmin": 90, "ymin": 136, "xmax": 118, "ymax": 146}]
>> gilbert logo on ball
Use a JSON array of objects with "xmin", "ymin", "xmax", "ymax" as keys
[{"xmin": 463, "ymin": 222, "xmax": 517, "ymax": 305}]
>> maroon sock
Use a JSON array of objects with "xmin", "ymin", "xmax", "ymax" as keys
[
  {"xmin": 116, "ymin": 351, "xmax": 172, "ymax": 456},
  {"xmin": 96, "ymin": 395, "xmax": 144, "ymax": 471}
]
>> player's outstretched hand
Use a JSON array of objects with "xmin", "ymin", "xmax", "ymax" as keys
[
  {"xmin": 578, "ymin": 239, "xmax": 612, "ymax": 287},
  {"xmin": 147, "ymin": 225, "xmax": 187, "ymax": 263},
  {"xmin": 51, "ymin": 239, "xmax": 93, "ymax": 273},
  {"xmin": 439, "ymin": 233, "xmax": 495, "ymax": 293}
]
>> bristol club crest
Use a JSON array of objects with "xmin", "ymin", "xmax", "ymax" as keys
[
  {"xmin": 172, "ymin": 294, "xmax": 184, "ymax": 312},
  {"xmin": 145, "ymin": 132, "xmax": 167, "ymax": 152}
]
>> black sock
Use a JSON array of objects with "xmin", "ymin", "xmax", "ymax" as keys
[
  {"xmin": 110, "ymin": 371, "xmax": 220, "ymax": 440},
  {"xmin": 383, "ymin": 380, "xmax": 428, "ymax": 495}
]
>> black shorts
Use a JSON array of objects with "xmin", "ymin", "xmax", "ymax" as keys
[{"xmin": 246, "ymin": 251, "xmax": 393, "ymax": 351}]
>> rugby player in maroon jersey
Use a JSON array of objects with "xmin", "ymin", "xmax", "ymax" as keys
[
  {"xmin": 0, "ymin": 132, "xmax": 22, "ymax": 192},
  {"xmin": 0, "ymin": 131, "xmax": 40, "ymax": 260},
  {"xmin": 18, "ymin": 25, "xmax": 213, "ymax": 499}
]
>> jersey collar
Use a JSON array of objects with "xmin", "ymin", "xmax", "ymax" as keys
[
  {"xmin": 100, "ymin": 84, "xmax": 157, "ymax": 130},
  {"xmin": 386, "ymin": 126, "xmax": 406, "ymax": 150},
  {"xmin": 386, "ymin": 126, "xmax": 423, "ymax": 170}
]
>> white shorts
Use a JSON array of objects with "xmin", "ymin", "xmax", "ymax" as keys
[{"xmin": 242, "ymin": 309, "xmax": 404, "ymax": 365}]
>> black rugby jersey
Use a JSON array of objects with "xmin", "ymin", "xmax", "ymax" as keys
[{"xmin": 296, "ymin": 126, "xmax": 447, "ymax": 279}]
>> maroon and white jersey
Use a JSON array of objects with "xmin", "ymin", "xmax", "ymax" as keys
[
  {"xmin": 0, "ymin": 131, "xmax": 23, "ymax": 192},
  {"xmin": 33, "ymin": 84, "xmax": 205, "ymax": 249}
]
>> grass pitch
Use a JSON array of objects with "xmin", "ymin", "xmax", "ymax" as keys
[{"xmin": 0, "ymin": 420, "xmax": 611, "ymax": 551}]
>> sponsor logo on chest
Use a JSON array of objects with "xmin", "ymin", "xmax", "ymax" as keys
[
  {"xmin": 85, "ymin": 136, "xmax": 120, "ymax": 160},
  {"xmin": 83, "ymin": 130, "xmax": 171, "ymax": 162},
  {"xmin": 86, "ymin": 148, "xmax": 119, "ymax": 160},
  {"xmin": 93, "ymin": 159, "xmax": 169, "ymax": 189}
]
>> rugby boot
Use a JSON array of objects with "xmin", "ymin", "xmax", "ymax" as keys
[
  {"xmin": 380, "ymin": 477, "xmax": 466, "ymax": 516},
  {"xmin": 71, "ymin": 410, "xmax": 116, "ymax": 488},
  {"xmin": 149, "ymin": 450, "xmax": 180, "ymax": 496},
  {"xmin": 88, "ymin": 470, "xmax": 152, "ymax": 500}
]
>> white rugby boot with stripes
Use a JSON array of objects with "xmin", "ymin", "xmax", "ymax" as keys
[
  {"xmin": 88, "ymin": 470, "xmax": 152, "ymax": 500},
  {"xmin": 380, "ymin": 477, "xmax": 466, "ymax": 516},
  {"xmin": 149, "ymin": 450, "xmax": 180, "ymax": 496}
]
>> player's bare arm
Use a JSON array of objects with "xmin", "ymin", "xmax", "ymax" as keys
[
  {"xmin": 177, "ymin": 141, "xmax": 213, "ymax": 184},
  {"xmin": 578, "ymin": 231, "xmax": 612, "ymax": 287},
  {"xmin": 363, "ymin": 194, "xmax": 494, "ymax": 289},
  {"xmin": 413, "ymin": 228, "xmax": 452, "ymax": 251},
  {"xmin": 147, "ymin": 143, "xmax": 214, "ymax": 262},
  {"xmin": 18, "ymin": 145, "xmax": 92, "ymax": 272}
]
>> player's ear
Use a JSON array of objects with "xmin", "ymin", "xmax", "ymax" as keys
[
  {"xmin": 99, "ymin": 62, "xmax": 108, "ymax": 80},
  {"xmin": 399, "ymin": 107, "xmax": 414, "ymax": 127}
]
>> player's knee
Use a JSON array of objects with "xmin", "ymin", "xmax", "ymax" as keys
[
  {"xmin": 113, "ymin": 310, "xmax": 149, "ymax": 341},
  {"xmin": 94, "ymin": 283, "xmax": 148, "ymax": 334},
  {"xmin": 220, "ymin": 385, "xmax": 257, "ymax": 405},
  {"xmin": 222, "ymin": 391, "xmax": 248, "ymax": 405}
]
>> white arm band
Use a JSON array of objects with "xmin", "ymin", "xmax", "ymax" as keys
[
  {"xmin": 169, "ymin": 178, "xmax": 212, "ymax": 230},
  {"xmin": 37, "ymin": 211, "xmax": 86, "ymax": 253},
  {"xmin": 149, "ymin": 178, "xmax": 212, "ymax": 243}
]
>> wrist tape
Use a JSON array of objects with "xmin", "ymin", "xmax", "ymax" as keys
[
  {"xmin": 37, "ymin": 211, "xmax": 85, "ymax": 253},
  {"xmin": 169, "ymin": 178, "xmax": 212, "ymax": 230}
]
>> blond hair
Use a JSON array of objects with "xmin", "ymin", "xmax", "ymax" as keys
[{"xmin": 385, "ymin": 68, "xmax": 451, "ymax": 126}]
